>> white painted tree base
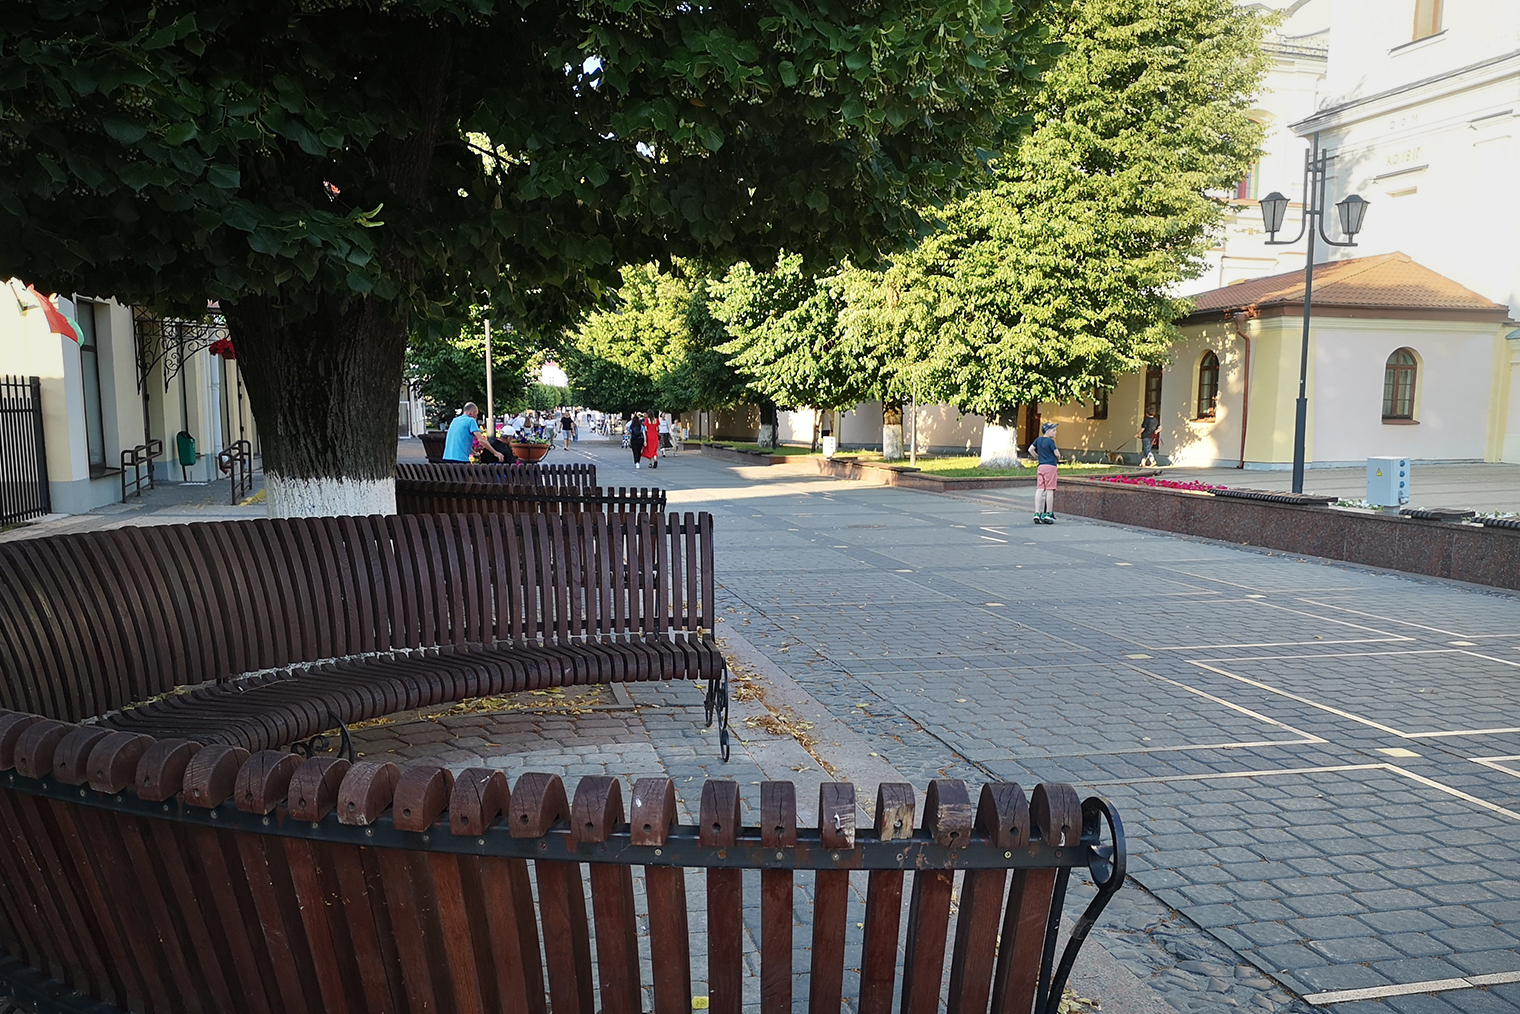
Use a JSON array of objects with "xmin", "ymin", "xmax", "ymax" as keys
[
  {"xmin": 979, "ymin": 423, "xmax": 1022, "ymax": 468},
  {"xmin": 756, "ymin": 424, "xmax": 777, "ymax": 449},
  {"xmin": 265, "ymin": 476, "xmax": 397, "ymax": 518},
  {"xmin": 882, "ymin": 424, "xmax": 904, "ymax": 461}
]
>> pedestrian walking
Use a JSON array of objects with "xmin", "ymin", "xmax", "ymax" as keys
[
  {"xmin": 628, "ymin": 413, "xmax": 645, "ymax": 467},
  {"xmin": 642, "ymin": 412, "xmax": 661, "ymax": 469},
  {"xmin": 1028, "ymin": 422, "xmax": 1061, "ymax": 524},
  {"xmin": 1136, "ymin": 409, "xmax": 1160, "ymax": 467},
  {"xmin": 559, "ymin": 410, "xmax": 575, "ymax": 450},
  {"xmin": 658, "ymin": 413, "xmax": 673, "ymax": 456}
]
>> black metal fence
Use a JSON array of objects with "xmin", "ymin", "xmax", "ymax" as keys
[{"xmin": 0, "ymin": 376, "xmax": 50, "ymax": 525}]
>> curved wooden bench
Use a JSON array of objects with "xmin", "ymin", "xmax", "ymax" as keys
[
  {"xmin": 396, "ymin": 461, "xmax": 597, "ymax": 486},
  {"xmin": 0, "ymin": 511, "xmax": 729, "ymax": 760},
  {"xmin": 0, "ymin": 740, "xmax": 1126, "ymax": 1014},
  {"xmin": 397, "ymin": 479, "xmax": 668, "ymax": 517}
]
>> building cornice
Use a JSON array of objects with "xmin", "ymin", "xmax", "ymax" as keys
[{"xmin": 1292, "ymin": 49, "xmax": 1520, "ymax": 133}]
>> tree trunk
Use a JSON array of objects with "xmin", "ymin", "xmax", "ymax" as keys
[
  {"xmin": 979, "ymin": 408, "xmax": 1022, "ymax": 468},
  {"xmin": 227, "ymin": 296, "xmax": 407, "ymax": 517},
  {"xmin": 756, "ymin": 400, "xmax": 779, "ymax": 449},
  {"xmin": 882, "ymin": 398, "xmax": 904, "ymax": 460}
]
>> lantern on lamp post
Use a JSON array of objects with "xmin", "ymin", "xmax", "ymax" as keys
[{"xmin": 1258, "ymin": 133, "xmax": 1369, "ymax": 494}]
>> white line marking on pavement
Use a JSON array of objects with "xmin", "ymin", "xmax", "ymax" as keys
[
  {"xmin": 1154, "ymin": 638, "xmax": 1406, "ymax": 650},
  {"xmin": 1090, "ymin": 761, "xmax": 1520, "ymax": 821},
  {"xmin": 1191, "ymin": 648, "xmax": 1465, "ymax": 662},
  {"xmin": 1124, "ymin": 664, "xmax": 1326, "ymax": 745},
  {"xmin": 1294, "ymin": 598, "xmax": 1477, "ymax": 638},
  {"xmin": 1469, "ymin": 755, "xmax": 1520, "ymax": 779},
  {"xmin": 1304, "ymin": 970, "xmax": 1520, "ymax": 1005},
  {"xmin": 1088, "ymin": 763, "xmax": 1386, "ymax": 785},
  {"xmin": 1187, "ymin": 661, "xmax": 1520, "ymax": 739}
]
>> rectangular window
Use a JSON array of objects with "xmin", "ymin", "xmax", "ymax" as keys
[
  {"xmin": 75, "ymin": 300, "xmax": 107, "ymax": 472},
  {"xmin": 1412, "ymin": 0, "xmax": 1442, "ymax": 40},
  {"xmin": 1090, "ymin": 390, "xmax": 1109, "ymax": 420},
  {"xmin": 1144, "ymin": 366, "xmax": 1164, "ymax": 417}
]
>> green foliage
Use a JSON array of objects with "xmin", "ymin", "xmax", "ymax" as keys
[
  {"xmin": 0, "ymin": 0, "xmax": 1061, "ymax": 330},
  {"xmin": 562, "ymin": 264, "xmax": 692, "ymax": 415},
  {"xmin": 859, "ymin": 0, "xmax": 1269, "ymax": 419},
  {"xmin": 660, "ymin": 282, "xmax": 753, "ymax": 413},
  {"xmin": 527, "ymin": 383, "xmax": 570, "ymax": 413},
  {"xmin": 710, "ymin": 255, "xmax": 894, "ymax": 412},
  {"xmin": 405, "ymin": 307, "xmax": 536, "ymax": 425}
]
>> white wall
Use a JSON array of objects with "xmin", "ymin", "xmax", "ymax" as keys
[
  {"xmin": 1312, "ymin": 320, "xmax": 1499, "ymax": 464},
  {"xmin": 1323, "ymin": 0, "xmax": 1520, "ymax": 101},
  {"xmin": 1298, "ymin": 2, "xmax": 1520, "ymax": 317}
]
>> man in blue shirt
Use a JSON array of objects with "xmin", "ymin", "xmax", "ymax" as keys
[{"xmin": 443, "ymin": 402, "xmax": 501, "ymax": 462}]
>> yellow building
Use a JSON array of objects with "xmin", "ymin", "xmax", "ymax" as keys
[{"xmin": 1048, "ymin": 253, "xmax": 1519, "ymax": 469}]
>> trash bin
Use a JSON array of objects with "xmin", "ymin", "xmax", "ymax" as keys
[{"xmin": 176, "ymin": 430, "xmax": 197, "ymax": 467}]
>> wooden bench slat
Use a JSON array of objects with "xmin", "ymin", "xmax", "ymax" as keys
[
  {"xmin": 700, "ymin": 780, "xmax": 743, "ymax": 1014},
  {"xmin": 858, "ymin": 781, "xmax": 913, "ymax": 1014},
  {"xmin": 573, "ymin": 776, "xmax": 643, "ymax": 1014},
  {"xmin": 809, "ymin": 782, "xmax": 856, "ymax": 1014},
  {"xmin": 760, "ymin": 780, "xmax": 798, "ymax": 1014}
]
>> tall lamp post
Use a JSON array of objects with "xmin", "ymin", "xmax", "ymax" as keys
[{"xmin": 1258, "ymin": 132, "xmax": 1370, "ymax": 493}]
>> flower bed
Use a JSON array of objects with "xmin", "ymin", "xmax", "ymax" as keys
[{"xmin": 1096, "ymin": 475, "xmax": 1226, "ymax": 493}]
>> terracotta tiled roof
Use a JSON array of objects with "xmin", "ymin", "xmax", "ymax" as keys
[{"xmin": 1186, "ymin": 252, "xmax": 1509, "ymax": 319}]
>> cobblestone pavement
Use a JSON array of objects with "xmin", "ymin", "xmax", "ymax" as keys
[{"xmin": 495, "ymin": 437, "xmax": 1519, "ymax": 1014}]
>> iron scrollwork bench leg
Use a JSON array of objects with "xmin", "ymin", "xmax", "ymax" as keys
[
  {"xmin": 704, "ymin": 666, "xmax": 731, "ymax": 762},
  {"xmin": 1039, "ymin": 796, "xmax": 1128, "ymax": 1014}
]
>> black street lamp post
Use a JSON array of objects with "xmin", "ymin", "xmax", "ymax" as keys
[{"xmin": 1258, "ymin": 131, "xmax": 1370, "ymax": 493}]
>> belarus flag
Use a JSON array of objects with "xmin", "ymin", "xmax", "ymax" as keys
[{"xmin": 26, "ymin": 284, "xmax": 80, "ymax": 343}]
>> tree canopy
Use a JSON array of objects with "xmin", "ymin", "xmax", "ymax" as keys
[
  {"xmin": 861, "ymin": 0, "xmax": 1268, "ymax": 426},
  {"xmin": 0, "ymin": 0, "xmax": 1062, "ymax": 510},
  {"xmin": 561, "ymin": 263, "xmax": 693, "ymax": 416},
  {"xmin": 710, "ymin": 255, "xmax": 894, "ymax": 415}
]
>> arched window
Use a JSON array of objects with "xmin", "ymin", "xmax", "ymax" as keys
[
  {"xmin": 1383, "ymin": 349, "xmax": 1417, "ymax": 420},
  {"xmin": 1196, "ymin": 351, "xmax": 1219, "ymax": 419}
]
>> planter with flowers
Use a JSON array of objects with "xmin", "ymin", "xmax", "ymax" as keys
[{"xmin": 507, "ymin": 435, "xmax": 553, "ymax": 463}]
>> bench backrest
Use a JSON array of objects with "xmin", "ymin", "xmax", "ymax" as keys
[
  {"xmin": 0, "ymin": 746, "xmax": 1124, "ymax": 1014},
  {"xmin": 0, "ymin": 511, "xmax": 715, "ymax": 722},
  {"xmin": 396, "ymin": 461, "xmax": 597, "ymax": 486},
  {"xmin": 396, "ymin": 480, "xmax": 668, "ymax": 517}
]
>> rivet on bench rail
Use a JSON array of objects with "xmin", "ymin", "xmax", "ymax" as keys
[
  {"xmin": 655, "ymin": 848, "xmax": 663, "ymax": 857},
  {"xmin": 312, "ymin": 823, "xmax": 320, "ymax": 830},
  {"xmin": 364, "ymin": 828, "xmax": 373, "ymax": 837},
  {"xmin": 1005, "ymin": 851, "xmax": 1013, "ymax": 859},
  {"xmin": 422, "ymin": 834, "xmax": 430, "ymax": 843},
  {"xmin": 210, "ymin": 810, "xmax": 218, "ymax": 819},
  {"xmin": 163, "ymin": 804, "xmax": 169, "ymax": 812},
  {"xmin": 262, "ymin": 817, "xmax": 270, "ymax": 826},
  {"xmin": 477, "ymin": 838, "xmax": 485, "ymax": 846}
]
